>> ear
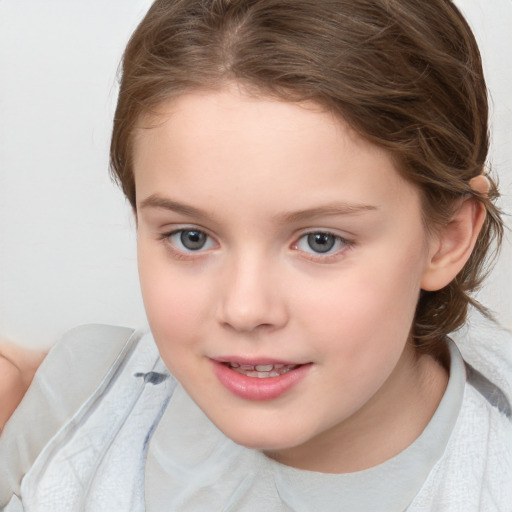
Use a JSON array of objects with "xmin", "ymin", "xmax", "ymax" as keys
[{"xmin": 421, "ymin": 197, "xmax": 486, "ymax": 291}]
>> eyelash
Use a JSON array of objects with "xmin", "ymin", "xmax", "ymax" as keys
[
  {"xmin": 159, "ymin": 228, "xmax": 354, "ymax": 262},
  {"xmin": 292, "ymin": 231, "xmax": 354, "ymax": 262},
  {"xmin": 159, "ymin": 228, "xmax": 217, "ymax": 258}
]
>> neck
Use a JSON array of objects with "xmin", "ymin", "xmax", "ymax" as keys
[{"xmin": 265, "ymin": 342, "xmax": 449, "ymax": 473}]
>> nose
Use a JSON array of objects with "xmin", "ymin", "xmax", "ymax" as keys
[{"xmin": 216, "ymin": 254, "xmax": 288, "ymax": 333}]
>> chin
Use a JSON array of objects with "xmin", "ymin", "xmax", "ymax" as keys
[{"xmin": 217, "ymin": 417, "xmax": 310, "ymax": 453}]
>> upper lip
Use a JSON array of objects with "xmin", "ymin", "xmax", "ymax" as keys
[{"xmin": 212, "ymin": 356, "xmax": 307, "ymax": 366}]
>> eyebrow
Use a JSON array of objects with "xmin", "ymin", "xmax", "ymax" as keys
[
  {"xmin": 274, "ymin": 203, "xmax": 378, "ymax": 224},
  {"xmin": 139, "ymin": 195, "xmax": 211, "ymax": 221},
  {"xmin": 139, "ymin": 194, "xmax": 377, "ymax": 223}
]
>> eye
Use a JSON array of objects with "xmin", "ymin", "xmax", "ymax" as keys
[
  {"xmin": 167, "ymin": 229, "xmax": 216, "ymax": 252},
  {"xmin": 294, "ymin": 232, "xmax": 351, "ymax": 256}
]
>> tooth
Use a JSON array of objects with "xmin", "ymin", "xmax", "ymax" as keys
[
  {"xmin": 255, "ymin": 364, "xmax": 273, "ymax": 371},
  {"xmin": 231, "ymin": 364, "xmax": 301, "ymax": 378},
  {"xmin": 229, "ymin": 363, "xmax": 240, "ymax": 368}
]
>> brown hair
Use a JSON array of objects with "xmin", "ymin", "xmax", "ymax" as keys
[{"xmin": 110, "ymin": 0, "xmax": 503, "ymax": 358}]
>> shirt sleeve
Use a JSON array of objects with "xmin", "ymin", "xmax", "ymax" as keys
[{"xmin": 0, "ymin": 324, "xmax": 135, "ymax": 508}]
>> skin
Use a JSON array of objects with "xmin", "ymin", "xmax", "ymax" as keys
[
  {"xmin": 133, "ymin": 85, "xmax": 484, "ymax": 473},
  {"xmin": 1, "ymin": 86, "xmax": 485, "ymax": 473},
  {"xmin": 0, "ymin": 342, "xmax": 45, "ymax": 430}
]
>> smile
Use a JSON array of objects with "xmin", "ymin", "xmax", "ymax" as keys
[
  {"xmin": 225, "ymin": 362, "xmax": 300, "ymax": 378},
  {"xmin": 211, "ymin": 359, "xmax": 312, "ymax": 400}
]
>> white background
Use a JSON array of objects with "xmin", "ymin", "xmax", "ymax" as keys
[{"xmin": 0, "ymin": 0, "xmax": 511, "ymax": 349}]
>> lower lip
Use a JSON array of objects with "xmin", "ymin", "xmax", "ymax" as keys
[{"xmin": 211, "ymin": 361, "xmax": 312, "ymax": 401}]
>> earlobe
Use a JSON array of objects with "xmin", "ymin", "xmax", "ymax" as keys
[{"xmin": 421, "ymin": 197, "xmax": 487, "ymax": 291}]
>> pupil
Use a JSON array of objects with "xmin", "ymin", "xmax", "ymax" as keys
[
  {"xmin": 307, "ymin": 233, "xmax": 335, "ymax": 253},
  {"xmin": 181, "ymin": 230, "xmax": 206, "ymax": 250}
]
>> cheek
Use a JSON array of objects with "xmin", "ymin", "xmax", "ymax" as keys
[
  {"xmin": 293, "ymin": 242, "xmax": 425, "ymax": 360},
  {"xmin": 137, "ymin": 242, "xmax": 210, "ymax": 351}
]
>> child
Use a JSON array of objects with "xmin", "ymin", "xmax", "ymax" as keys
[{"xmin": 1, "ymin": 0, "xmax": 511, "ymax": 510}]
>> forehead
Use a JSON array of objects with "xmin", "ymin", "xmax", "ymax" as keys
[{"xmin": 132, "ymin": 87, "xmax": 419, "ymax": 218}]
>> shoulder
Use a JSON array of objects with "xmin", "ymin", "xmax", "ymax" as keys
[
  {"xmin": 410, "ymin": 376, "xmax": 512, "ymax": 511},
  {"xmin": 0, "ymin": 324, "xmax": 141, "ymax": 508},
  {"xmin": 460, "ymin": 380, "xmax": 512, "ymax": 489}
]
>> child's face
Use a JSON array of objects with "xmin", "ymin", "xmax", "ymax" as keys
[{"xmin": 134, "ymin": 86, "xmax": 437, "ymax": 469}]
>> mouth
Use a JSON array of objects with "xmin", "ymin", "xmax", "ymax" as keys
[
  {"xmin": 211, "ymin": 358, "xmax": 312, "ymax": 400},
  {"xmin": 222, "ymin": 362, "xmax": 301, "ymax": 378}
]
